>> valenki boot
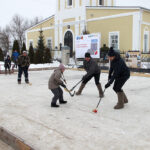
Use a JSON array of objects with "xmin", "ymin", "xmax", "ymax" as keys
[
  {"xmin": 76, "ymin": 83, "xmax": 85, "ymax": 95},
  {"xmin": 114, "ymin": 92, "xmax": 124, "ymax": 109},
  {"xmin": 123, "ymin": 91, "xmax": 128, "ymax": 103},
  {"xmin": 96, "ymin": 83, "xmax": 104, "ymax": 98}
]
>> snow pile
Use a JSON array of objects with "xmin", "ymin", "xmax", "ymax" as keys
[{"xmin": 0, "ymin": 70, "xmax": 150, "ymax": 150}]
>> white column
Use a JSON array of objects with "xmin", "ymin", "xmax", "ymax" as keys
[{"xmin": 132, "ymin": 12, "xmax": 141, "ymax": 50}]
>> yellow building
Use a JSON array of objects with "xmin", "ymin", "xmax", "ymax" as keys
[{"xmin": 26, "ymin": 0, "xmax": 150, "ymax": 58}]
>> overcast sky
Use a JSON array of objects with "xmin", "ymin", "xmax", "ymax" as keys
[{"xmin": 0, "ymin": 0, "xmax": 150, "ymax": 28}]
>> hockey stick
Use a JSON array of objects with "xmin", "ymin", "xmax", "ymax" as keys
[
  {"xmin": 93, "ymin": 89, "xmax": 106, "ymax": 113},
  {"xmin": 70, "ymin": 80, "xmax": 83, "ymax": 92},
  {"xmin": 64, "ymin": 87, "xmax": 75, "ymax": 97}
]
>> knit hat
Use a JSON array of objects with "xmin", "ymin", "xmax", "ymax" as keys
[
  {"xmin": 85, "ymin": 52, "xmax": 91, "ymax": 58},
  {"xmin": 108, "ymin": 47, "xmax": 116, "ymax": 57},
  {"xmin": 59, "ymin": 63, "xmax": 65, "ymax": 70}
]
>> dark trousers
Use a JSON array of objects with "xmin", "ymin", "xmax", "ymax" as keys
[
  {"xmin": 113, "ymin": 76, "xmax": 129, "ymax": 93},
  {"xmin": 82, "ymin": 73, "xmax": 100, "ymax": 85},
  {"xmin": 51, "ymin": 87, "xmax": 64, "ymax": 104},
  {"xmin": 5, "ymin": 65, "xmax": 10, "ymax": 73},
  {"xmin": 18, "ymin": 67, "xmax": 29, "ymax": 82}
]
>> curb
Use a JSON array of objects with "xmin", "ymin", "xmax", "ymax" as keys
[
  {"xmin": 0, "ymin": 127, "xmax": 36, "ymax": 150},
  {"xmin": 0, "ymin": 67, "xmax": 150, "ymax": 77}
]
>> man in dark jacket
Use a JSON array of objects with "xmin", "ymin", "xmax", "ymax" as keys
[
  {"xmin": 17, "ymin": 51, "xmax": 30, "ymax": 84},
  {"xmin": 4, "ymin": 55, "xmax": 11, "ymax": 74},
  {"xmin": 76, "ymin": 52, "xmax": 104, "ymax": 97},
  {"xmin": 105, "ymin": 47, "xmax": 130, "ymax": 109},
  {"xmin": 48, "ymin": 64, "xmax": 67, "ymax": 107}
]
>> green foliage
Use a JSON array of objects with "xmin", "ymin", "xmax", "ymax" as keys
[
  {"xmin": 28, "ymin": 44, "xmax": 34, "ymax": 63},
  {"xmin": 36, "ymin": 30, "xmax": 45, "ymax": 64},
  {"xmin": 44, "ymin": 48, "xmax": 52, "ymax": 63},
  {"xmin": 21, "ymin": 42, "xmax": 26, "ymax": 53},
  {"xmin": 0, "ymin": 48, "xmax": 4, "ymax": 61},
  {"xmin": 12, "ymin": 40, "xmax": 20, "ymax": 54}
]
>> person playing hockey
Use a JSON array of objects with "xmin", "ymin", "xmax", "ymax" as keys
[
  {"xmin": 105, "ymin": 47, "xmax": 130, "ymax": 109},
  {"xmin": 48, "ymin": 64, "xmax": 67, "ymax": 108},
  {"xmin": 17, "ymin": 51, "xmax": 30, "ymax": 84},
  {"xmin": 4, "ymin": 55, "xmax": 11, "ymax": 74},
  {"xmin": 76, "ymin": 52, "xmax": 104, "ymax": 98}
]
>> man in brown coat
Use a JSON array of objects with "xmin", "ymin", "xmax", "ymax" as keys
[{"xmin": 48, "ymin": 64, "xmax": 67, "ymax": 107}]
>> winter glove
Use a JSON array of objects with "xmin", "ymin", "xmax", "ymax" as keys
[
  {"xmin": 105, "ymin": 83, "xmax": 111, "ymax": 89},
  {"xmin": 61, "ymin": 83, "xmax": 66, "ymax": 88}
]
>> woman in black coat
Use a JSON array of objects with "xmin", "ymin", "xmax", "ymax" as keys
[{"xmin": 105, "ymin": 47, "xmax": 130, "ymax": 109}]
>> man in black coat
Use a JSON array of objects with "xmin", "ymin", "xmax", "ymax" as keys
[
  {"xmin": 76, "ymin": 52, "xmax": 104, "ymax": 98},
  {"xmin": 105, "ymin": 47, "xmax": 130, "ymax": 109},
  {"xmin": 4, "ymin": 55, "xmax": 11, "ymax": 74},
  {"xmin": 17, "ymin": 51, "xmax": 30, "ymax": 84}
]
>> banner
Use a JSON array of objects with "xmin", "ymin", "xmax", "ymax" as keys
[{"xmin": 75, "ymin": 34, "xmax": 100, "ymax": 58}]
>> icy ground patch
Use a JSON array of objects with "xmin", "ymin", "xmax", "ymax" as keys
[{"xmin": 0, "ymin": 70, "xmax": 150, "ymax": 150}]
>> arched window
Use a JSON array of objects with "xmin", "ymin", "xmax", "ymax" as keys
[{"xmin": 67, "ymin": 0, "xmax": 72, "ymax": 6}]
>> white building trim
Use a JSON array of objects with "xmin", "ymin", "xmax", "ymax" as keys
[
  {"xmin": 86, "ymin": 6, "xmax": 142, "ymax": 10},
  {"xmin": 27, "ymin": 27, "xmax": 54, "ymax": 33},
  {"xmin": 142, "ymin": 21, "xmax": 150, "ymax": 26},
  {"xmin": 132, "ymin": 12, "xmax": 141, "ymax": 50},
  {"xmin": 26, "ymin": 15, "xmax": 55, "ymax": 32}
]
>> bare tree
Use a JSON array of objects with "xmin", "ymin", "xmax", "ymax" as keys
[
  {"xmin": 10, "ymin": 14, "xmax": 29, "ymax": 48},
  {"xmin": 0, "ymin": 25, "xmax": 11, "ymax": 53},
  {"xmin": 29, "ymin": 16, "xmax": 43, "ymax": 27},
  {"xmin": 0, "ymin": 15, "xmax": 43, "ymax": 53}
]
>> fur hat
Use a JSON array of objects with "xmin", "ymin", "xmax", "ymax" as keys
[
  {"xmin": 23, "ymin": 51, "xmax": 27, "ymax": 54},
  {"xmin": 108, "ymin": 47, "xmax": 116, "ymax": 57},
  {"xmin": 59, "ymin": 63, "xmax": 65, "ymax": 70},
  {"xmin": 85, "ymin": 52, "xmax": 91, "ymax": 58}
]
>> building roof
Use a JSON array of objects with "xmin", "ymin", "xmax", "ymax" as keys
[{"xmin": 26, "ymin": 15, "xmax": 55, "ymax": 32}]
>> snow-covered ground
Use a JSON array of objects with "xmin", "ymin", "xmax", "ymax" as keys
[
  {"xmin": 0, "ymin": 70, "xmax": 150, "ymax": 150},
  {"xmin": 0, "ymin": 61, "xmax": 61, "ymax": 71}
]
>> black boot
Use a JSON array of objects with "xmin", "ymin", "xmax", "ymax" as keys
[
  {"xmin": 25, "ymin": 79, "xmax": 29, "ymax": 84},
  {"xmin": 18, "ymin": 79, "xmax": 21, "ymax": 84},
  {"xmin": 51, "ymin": 103, "xmax": 59, "ymax": 107},
  {"xmin": 59, "ymin": 100, "xmax": 67, "ymax": 104}
]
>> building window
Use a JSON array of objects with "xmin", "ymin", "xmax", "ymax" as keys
[
  {"xmin": 99, "ymin": 0, "xmax": 104, "ymax": 5},
  {"xmin": 67, "ymin": 0, "xmax": 72, "ymax": 6},
  {"xmin": 144, "ymin": 31, "xmax": 149, "ymax": 53},
  {"xmin": 109, "ymin": 32, "xmax": 119, "ymax": 51},
  {"xmin": 47, "ymin": 38, "xmax": 52, "ymax": 49}
]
